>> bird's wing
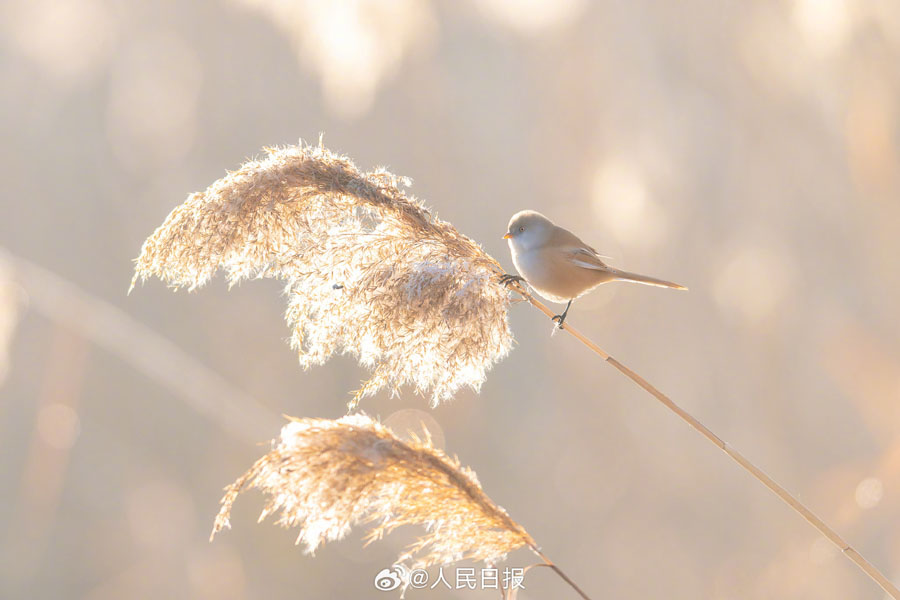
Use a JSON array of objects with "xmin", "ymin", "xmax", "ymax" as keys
[
  {"xmin": 566, "ymin": 246, "xmax": 611, "ymax": 270},
  {"xmin": 548, "ymin": 225, "xmax": 611, "ymax": 268}
]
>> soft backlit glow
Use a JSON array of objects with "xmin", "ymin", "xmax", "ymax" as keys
[
  {"xmin": 809, "ymin": 536, "xmax": 839, "ymax": 565},
  {"xmin": 127, "ymin": 480, "xmax": 195, "ymax": 551},
  {"xmin": 132, "ymin": 143, "xmax": 513, "ymax": 407},
  {"xmin": 846, "ymin": 74, "xmax": 898, "ymax": 191},
  {"xmin": 232, "ymin": 0, "xmax": 435, "ymax": 118},
  {"xmin": 105, "ymin": 32, "xmax": 202, "ymax": 173},
  {"xmin": 591, "ymin": 158, "xmax": 667, "ymax": 250},
  {"xmin": 36, "ymin": 403, "xmax": 80, "ymax": 450},
  {"xmin": 792, "ymin": 0, "xmax": 852, "ymax": 56},
  {"xmin": 854, "ymin": 477, "xmax": 884, "ymax": 510},
  {"xmin": 713, "ymin": 244, "xmax": 792, "ymax": 324},
  {"xmin": 2, "ymin": 0, "xmax": 116, "ymax": 85},
  {"xmin": 212, "ymin": 415, "xmax": 535, "ymax": 569},
  {"xmin": 0, "ymin": 262, "xmax": 24, "ymax": 385},
  {"xmin": 471, "ymin": 0, "xmax": 586, "ymax": 35}
]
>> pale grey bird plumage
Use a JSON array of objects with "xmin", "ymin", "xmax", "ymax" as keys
[{"xmin": 503, "ymin": 210, "xmax": 685, "ymax": 326}]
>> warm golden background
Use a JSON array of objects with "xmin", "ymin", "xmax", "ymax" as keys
[{"xmin": 2, "ymin": 0, "xmax": 899, "ymax": 598}]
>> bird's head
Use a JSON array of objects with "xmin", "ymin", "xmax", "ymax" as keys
[{"xmin": 503, "ymin": 210, "xmax": 554, "ymax": 252}]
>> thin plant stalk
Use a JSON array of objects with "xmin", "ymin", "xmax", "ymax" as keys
[
  {"xmin": 502, "ymin": 556, "xmax": 590, "ymax": 600},
  {"xmin": 506, "ymin": 280, "xmax": 900, "ymax": 600},
  {"xmin": 212, "ymin": 414, "xmax": 596, "ymax": 599},
  {"xmin": 530, "ymin": 548, "xmax": 592, "ymax": 600}
]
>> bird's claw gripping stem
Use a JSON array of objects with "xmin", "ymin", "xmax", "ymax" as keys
[
  {"xmin": 499, "ymin": 273, "xmax": 525, "ymax": 287},
  {"xmin": 550, "ymin": 299, "xmax": 573, "ymax": 330}
]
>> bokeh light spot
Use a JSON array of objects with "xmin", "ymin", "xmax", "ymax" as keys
[
  {"xmin": 232, "ymin": 0, "xmax": 435, "ymax": 118},
  {"xmin": 591, "ymin": 158, "xmax": 667, "ymax": 250},
  {"xmin": 854, "ymin": 477, "xmax": 883, "ymax": 510},
  {"xmin": 2, "ymin": 0, "xmax": 116, "ymax": 86},
  {"xmin": 713, "ymin": 244, "xmax": 792, "ymax": 324},
  {"xmin": 792, "ymin": 0, "xmax": 852, "ymax": 57},
  {"xmin": 470, "ymin": 0, "xmax": 586, "ymax": 35}
]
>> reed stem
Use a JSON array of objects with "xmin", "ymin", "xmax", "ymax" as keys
[
  {"xmin": 529, "ymin": 547, "xmax": 593, "ymax": 600},
  {"xmin": 508, "ymin": 280, "xmax": 899, "ymax": 599}
]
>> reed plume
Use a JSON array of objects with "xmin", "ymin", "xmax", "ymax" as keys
[
  {"xmin": 211, "ymin": 414, "xmax": 535, "ymax": 569},
  {"xmin": 133, "ymin": 141, "xmax": 897, "ymax": 598},
  {"xmin": 131, "ymin": 142, "xmax": 512, "ymax": 407}
]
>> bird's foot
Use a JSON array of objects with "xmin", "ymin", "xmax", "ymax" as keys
[
  {"xmin": 499, "ymin": 273, "xmax": 525, "ymax": 287},
  {"xmin": 550, "ymin": 313, "xmax": 567, "ymax": 330},
  {"xmin": 551, "ymin": 300, "xmax": 573, "ymax": 330}
]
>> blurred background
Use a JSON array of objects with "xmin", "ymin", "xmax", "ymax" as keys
[{"xmin": 1, "ymin": 0, "xmax": 899, "ymax": 598}]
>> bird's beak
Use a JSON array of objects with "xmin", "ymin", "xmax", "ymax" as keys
[{"xmin": 502, "ymin": 233, "xmax": 512, "ymax": 240}]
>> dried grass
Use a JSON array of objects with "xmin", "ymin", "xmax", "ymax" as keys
[
  {"xmin": 211, "ymin": 414, "xmax": 535, "ymax": 569},
  {"xmin": 132, "ymin": 141, "xmax": 512, "ymax": 407}
]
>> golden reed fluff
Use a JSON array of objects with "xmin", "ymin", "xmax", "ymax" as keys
[
  {"xmin": 211, "ymin": 414, "xmax": 535, "ymax": 570},
  {"xmin": 130, "ymin": 141, "xmax": 897, "ymax": 600},
  {"xmin": 131, "ymin": 141, "xmax": 512, "ymax": 407}
]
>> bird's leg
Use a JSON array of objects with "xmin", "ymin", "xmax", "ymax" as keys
[
  {"xmin": 551, "ymin": 300, "xmax": 573, "ymax": 330},
  {"xmin": 499, "ymin": 273, "xmax": 525, "ymax": 287}
]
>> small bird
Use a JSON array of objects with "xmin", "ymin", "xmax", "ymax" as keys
[{"xmin": 501, "ymin": 210, "xmax": 686, "ymax": 328}]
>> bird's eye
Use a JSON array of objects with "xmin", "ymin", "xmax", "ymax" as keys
[{"xmin": 519, "ymin": 226, "xmax": 525, "ymax": 232}]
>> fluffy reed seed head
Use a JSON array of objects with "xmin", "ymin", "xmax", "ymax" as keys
[
  {"xmin": 132, "ymin": 142, "xmax": 513, "ymax": 406},
  {"xmin": 212, "ymin": 414, "xmax": 535, "ymax": 568}
]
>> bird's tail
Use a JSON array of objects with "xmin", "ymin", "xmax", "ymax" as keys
[{"xmin": 609, "ymin": 268, "xmax": 688, "ymax": 291}]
